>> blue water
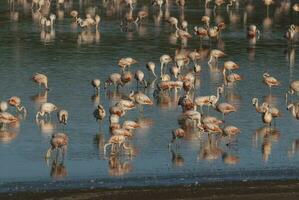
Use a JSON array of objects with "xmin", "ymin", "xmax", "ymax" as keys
[{"xmin": 0, "ymin": 0, "xmax": 299, "ymax": 193}]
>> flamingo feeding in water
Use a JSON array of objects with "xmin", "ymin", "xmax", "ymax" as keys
[
  {"xmin": 8, "ymin": 96, "xmax": 27, "ymax": 116},
  {"xmin": 32, "ymin": 73, "xmax": 49, "ymax": 90},
  {"xmin": 36, "ymin": 102, "xmax": 57, "ymax": 121}
]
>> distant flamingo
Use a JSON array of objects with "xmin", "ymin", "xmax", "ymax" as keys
[
  {"xmin": 118, "ymin": 57, "xmax": 138, "ymax": 71},
  {"xmin": 129, "ymin": 91, "xmax": 153, "ymax": 112},
  {"xmin": 223, "ymin": 125, "xmax": 240, "ymax": 137},
  {"xmin": 122, "ymin": 121, "xmax": 140, "ymax": 131},
  {"xmin": 146, "ymin": 62, "xmax": 157, "ymax": 78},
  {"xmin": 36, "ymin": 102, "xmax": 57, "ymax": 121},
  {"xmin": 104, "ymin": 134, "xmax": 132, "ymax": 156},
  {"xmin": 208, "ymin": 49, "xmax": 225, "ymax": 65},
  {"xmin": 167, "ymin": 17, "xmax": 179, "ymax": 30},
  {"xmin": 169, "ymin": 128, "xmax": 185, "ymax": 145},
  {"xmin": 286, "ymin": 80, "xmax": 299, "ymax": 102},
  {"xmin": 215, "ymin": 102, "xmax": 236, "ymax": 119},
  {"xmin": 32, "ymin": 73, "xmax": 49, "ymax": 90},
  {"xmin": 104, "ymin": 73, "xmax": 123, "ymax": 89},
  {"xmin": 45, "ymin": 133, "xmax": 68, "ymax": 159},
  {"xmin": 91, "ymin": 79, "xmax": 101, "ymax": 94},
  {"xmin": 203, "ymin": 123, "xmax": 223, "ymax": 134},
  {"xmin": 0, "ymin": 101, "xmax": 8, "ymax": 112},
  {"xmin": 8, "ymin": 96, "xmax": 27, "ymax": 115},
  {"xmin": 160, "ymin": 54, "xmax": 172, "ymax": 76},
  {"xmin": 252, "ymin": 98, "xmax": 267, "ymax": 113},
  {"xmin": 263, "ymin": 73, "xmax": 280, "ymax": 92},
  {"xmin": 57, "ymin": 110, "xmax": 68, "ymax": 125},
  {"xmin": 202, "ymin": 115, "xmax": 223, "ymax": 125},
  {"xmin": 262, "ymin": 104, "xmax": 273, "ymax": 126},
  {"xmin": 287, "ymin": 103, "xmax": 299, "ymax": 119},
  {"xmin": 247, "ymin": 25, "xmax": 260, "ymax": 39},
  {"xmin": 134, "ymin": 70, "xmax": 147, "ymax": 89}
]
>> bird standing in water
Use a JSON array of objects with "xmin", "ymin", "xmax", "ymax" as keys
[
  {"xmin": 94, "ymin": 104, "xmax": 106, "ymax": 131},
  {"xmin": 32, "ymin": 73, "xmax": 49, "ymax": 91}
]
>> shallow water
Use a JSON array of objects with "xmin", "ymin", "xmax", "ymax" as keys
[{"xmin": 0, "ymin": 0, "xmax": 299, "ymax": 193}]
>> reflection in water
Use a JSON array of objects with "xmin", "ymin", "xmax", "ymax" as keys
[
  {"xmin": 50, "ymin": 160, "xmax": 68, "ymax": 180},
  {"xmin": 288, "ymin": 139, "xmax": 299, "ymax": 157},
  {"xmin": 0, "ymin": 130, "xmax": 17, "ymax": 144},
  {"xmin": 108, "ymin": 155, "xmax": 133, "ymax": 177},
  {"xmin": 222, "ymin": 153, "xmax": 239, "ymax": 165},
  {"xmin": 36, "ymin": 119, "xmax": 56, "ymax": 135},
  {"xmin": 199, "ymin": 136, "xmax": 223, "ymax": 161},
  {"xmin": 31, "ymin": 91, "xmax": 48, "ymax": 109},
  {"xmin": 170, "ymin": 149, "xmax": 184, "ymax": 167},
  {"xmin": 253, "ymin": 126, "xmax": 280, "ymax": 161},
  {"xmin": 94, "ymin": 132, "xmax": 105, "ymax": 159}
]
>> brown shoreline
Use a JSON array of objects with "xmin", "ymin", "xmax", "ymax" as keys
[{"xmin": 2, "ymin": 180, "xmax": 299, "ymax": 200}]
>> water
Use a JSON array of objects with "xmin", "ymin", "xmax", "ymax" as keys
[{"xmin": 0, "ymin": 0, "xmax": 299, "ymax": 192}]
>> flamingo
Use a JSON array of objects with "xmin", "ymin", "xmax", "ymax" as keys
[
  {"xmin": 293, "ymin": 3, "xmax": 299, "ymax": 12},
  {"xmin": 203, "ymin": 123, "xmax": 223, "ymax": 134},
  {"xmin": 45, "ymin": 133, "xmax": 68, "ymax": 159},
  {"xmin": 223, "ymin": 61, "xmax": 239, "ymax": 72},
  {"xmin": 195, "ymin": 86, "xmax": 223, "ymax": 112},
  {"xmin": 57, "ymin": 110, "xmax": 68, "ymax": 125},
  {"xmin": 262, "ymin": 104, "xmax": 273, "ymax": 126},
  {"xmin": 122, "ymin": 121, "xmax": 140, "ymax": 131},
  {"xmin": 0, "ymin": 112, "xmax": 18, "ymax": 129},
  {"xmin": 121, "ymin": 71, "xmax": 133, "ymax": 86},
  {"xmin": 91, "ymin": 79, "xmax": 101, "ymax": 94},
  {"xmin": 263, "ymin": 73, "xmax": 280, "ymax": 92},
  {"xmin": 169, "ymin": 128, "xmax": 185, "ymax": 145},
  {"xmin": 94, "ymin": 104, "xmax": 106, "ymax": 121},
  {"xmin": 95, "ymin": 15, "xmax": 100, "ymax": 29},
  {"xmin": 167, "ymin": 17, "xmax": 179, "ymax": 30},
  {"xmin": 109, "ymin": 105, "xmax": 125, "ymax": 117},
  {"xmin": 104, "ymin": 73, "xmax": 123, "ymax": 89},
  {"xmin": 202, "ymin": 115, "xmax": 223, "ymax": 125},
  {"xmin": 152, "ymin": 0, "xmax": 164, "ymax": 10},
  {"xmin": 179, "ymin": 110, "xmax": 202, "ymax": 129},
  {"xmin": 178, "ymin": 95, "xmax": 195, "ymax": 112},
  {"xmin": 215, "ymin": 102, "xmax": 236, "ymax": 119},
  {"xmin": 252, "ymin": 98, "xmax": 267, "ymax": 113},
  {"xmin": 70, "ymin": 10, "xmax": 78, "ymax": 20},
  {"xmin": 160, "ymin": 54, "xmax": 172, "ymax": 76},
  {"xmin": 0, "ymin": 101, "xmax": 8, "ymax": 112},
  {"xmin": 224, "ymin": 72, "xmax": 243, "ymax": 85},
  {"xmin": 287, "ymin": 103, "xmax": 299, "ymax": 119},
  {"xmin": 247, "ymin": 25, "xmax": 260, "ymax": 39},
  {"xmin": 118, "ymin": 57, "xmax": 137, "ymax": 71},
  {"xmin": 223, "ymin": 125, "xmax": 240, "ymax": 137},
  {"xmin": 135, "ymin": 10, "xmax": 149, "ymax": 24},
  {"xmin": 36, "ymin": 102, "xmax": 57, "ymax": 121},
  {"xmin": 116, "ymin": 99, "xmax": 136, "ymax": 111},
  {"xmin": 286, "ymin": 80, "xmax": 299, "ymax": 102},
  {"xmin": 146, "ymin": 62, "xmax": 157, "ymax": 78},
  {"xmin": 194, "ymin": 26, "xmax": 208, "ymax": 46},
  {"xmin": 104, "ymin": 135, "xmax": 132, "ymax": 156},
  {"xmin": 129, "ymin": 91, "xmax": 153, "ymax": 112},
  {"xmin": 208, "ymin": 49, "xmax": 225, "ymax": 65},
  {"xmin": 201, "ymin": 16, "xmax": 210, "ymax": 28},
  {"xmin": 8, "ymin": 96, "xmax": 27, "ymax": 115},
  {"xmin": 32, "ymin": 73, "xmax": 49, "ymax": 90},
  {"xmin": 181, "ymin": 20, "xmax": 188, "ymax": 31},
  {"xmin": 134, "ymin": 70, "xmax": 147, "ymax": 89}
]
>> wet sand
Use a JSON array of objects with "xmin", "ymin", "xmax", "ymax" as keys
[{"xmin": 2, "ymin": 180, "xmax": 299, "ymax": 200}]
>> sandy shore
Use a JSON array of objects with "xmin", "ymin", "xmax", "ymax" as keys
[{"xmin": 2, "ymin": 180, "xmax": 299, "ymax": 200}]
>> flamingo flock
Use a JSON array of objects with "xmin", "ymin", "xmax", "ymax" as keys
[{"xmin": 2, "ymin": 0, "xmax": 299, "ymax": 178}]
